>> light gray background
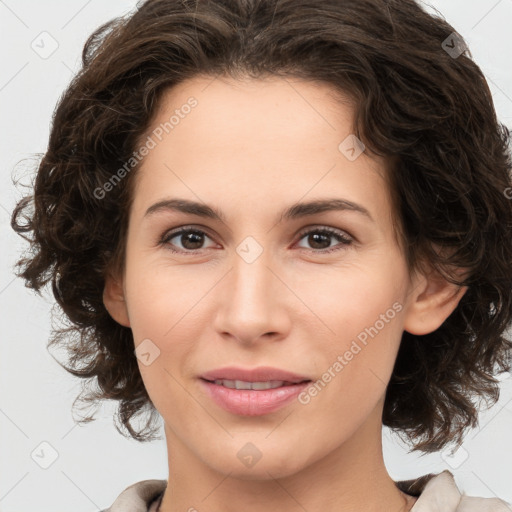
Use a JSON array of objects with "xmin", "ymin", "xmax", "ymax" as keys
[{"xmin": 1, "ymin": 1, "xmax": 511, "ymax": 510}]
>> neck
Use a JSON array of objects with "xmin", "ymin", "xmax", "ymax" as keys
[{"xmin": 159, "ymin": 401, "xmax": 417, "ymax": 512}]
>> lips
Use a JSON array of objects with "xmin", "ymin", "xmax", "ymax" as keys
[
  {"xmin": 198, "ymin": 366, "xmax": 313, "ymax": 415},
  {"xmin": 199, "ymin": 379, "xmax": 312, "ymax": 416},
  {"xmin": 200, "ymin": 366, "xmax": 312, "ymax": 384}
]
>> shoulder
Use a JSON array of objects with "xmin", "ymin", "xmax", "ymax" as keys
[
  {"xmin": 100, "ymin": 479, "xmax": 167, "ymax": 512},
  {"xmin": 396, "ymin": 470, "xmax": 512, "ymax": 511}
]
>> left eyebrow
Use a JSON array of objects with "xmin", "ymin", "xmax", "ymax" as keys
[
  {"xmin": 279, "ymin": 198, "xmax": 373, "ymax": 223},
  {"xmin": 144, "ymin": 197, "xmax": 374, "ymax": 223}
]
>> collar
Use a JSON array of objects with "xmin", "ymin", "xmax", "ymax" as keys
[
  {"xmin": 399, "ymin": 470, "xmax": 511, "ymax": 511},
  {"xmin": 103, "ymin": 471, "xmax": 512, "ymax": 512},
  {"xmin": 399, "ymin": 470, "xmax": 462, "ymax": 511}
]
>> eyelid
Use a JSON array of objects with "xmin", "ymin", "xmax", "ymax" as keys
[{"xmin": 295, "ymin": 224, "xmax": 353, "ymax": 241}]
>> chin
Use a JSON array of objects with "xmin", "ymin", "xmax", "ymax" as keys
[{"xmin": 201, "ymin": 441, "xmax": 312, "ymax": 481}]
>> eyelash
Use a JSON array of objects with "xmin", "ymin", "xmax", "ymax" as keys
[{"xmin": 158, "ymin": 225, "xmax": 354, "ymax": 255}]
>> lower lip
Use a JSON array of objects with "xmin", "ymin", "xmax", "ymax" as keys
[{"xmin": 199, "ymin": 379, "xmax": 311, "ymax": 416}]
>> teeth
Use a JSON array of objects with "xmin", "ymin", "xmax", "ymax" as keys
[{"xmin": 213, "ymin": 379, "xmax": 291, "ymax": 390}]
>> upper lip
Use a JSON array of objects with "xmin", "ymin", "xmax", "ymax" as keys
[{"xmin": 200, "ymin": 366, "xmax": 312, "ymax": 383}]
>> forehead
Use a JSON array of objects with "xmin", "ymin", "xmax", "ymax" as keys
[
  {"xmin": 146, "ymin": 74, "xmax": 357, "ymax": 152},
  {"xmin": 131, "ymin": 75, "xmax": 393, "ymax": 226}
]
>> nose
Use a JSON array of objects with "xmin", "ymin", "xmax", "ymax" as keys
[{"xmin": 212, "ymin": 248, "xmax": 292, "ymax": 346}]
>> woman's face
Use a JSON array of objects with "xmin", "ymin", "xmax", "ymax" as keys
[{"xmin": 107, "ymin": 75, "xmax": 428, "ymax": 478}]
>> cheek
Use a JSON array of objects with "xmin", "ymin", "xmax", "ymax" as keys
[
  {"xmin": 305, "ymin": 307, "xmax": 404, "ymax": 435},
  {"xmin": 124, "ymin": 263, "xmax": 208, "ymax": 400},
  {"xmin": 296, "ymin": 263, "xmax": 402, "ymax": 334},
  {"xmin": 124, "ymin": 261, "xmax": 203, "ymax": 341},
  {"xmin": 301, "ymin": 264, "xmax": 406, "ymax": 393}
]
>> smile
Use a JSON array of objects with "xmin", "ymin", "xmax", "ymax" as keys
[
  {"xmin": 208, "ymin": 379, "xmax": 299, "ymax": 390},
  {"xmin": 200, "ymin": 378, "xmax": 311, "ymax": 416}
]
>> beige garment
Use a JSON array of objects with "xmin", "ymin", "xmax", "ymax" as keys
[
  {"xmin": 101, "ymin": 470, "xmax": 512, "ymax": 511},
  {"xmin": 398, "ymin": 470, "xmax": 512, "ymax": 511}
]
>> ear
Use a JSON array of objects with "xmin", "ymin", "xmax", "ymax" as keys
[
  {"xmin": 103, "ymin": 271, "xmax": 131, "ymax": 328},
  {"xmin": 403, "ymin": 264, "xmax": 468, "ymax": 336}
]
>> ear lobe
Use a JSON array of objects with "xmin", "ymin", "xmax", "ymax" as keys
[
  {"xmin": 103, "ymin": 272, "xmax": 131, "ymax": 328},
  {"xmin": 403, "ymin": 267, "xmax": 468, "ymax": 336}
]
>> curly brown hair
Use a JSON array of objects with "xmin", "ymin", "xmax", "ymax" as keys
[{"xmin": 11, "ymin": 0, "xmax": 512, "ymax": 452}]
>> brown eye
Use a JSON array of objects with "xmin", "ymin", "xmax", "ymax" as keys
[
  {"xmin": 296, "ymin": 227, "xmax": 353, "ymax": 253},
  {"xmin": 160, "ymin": 228, "xmax": 216, "ymax": 253}
]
